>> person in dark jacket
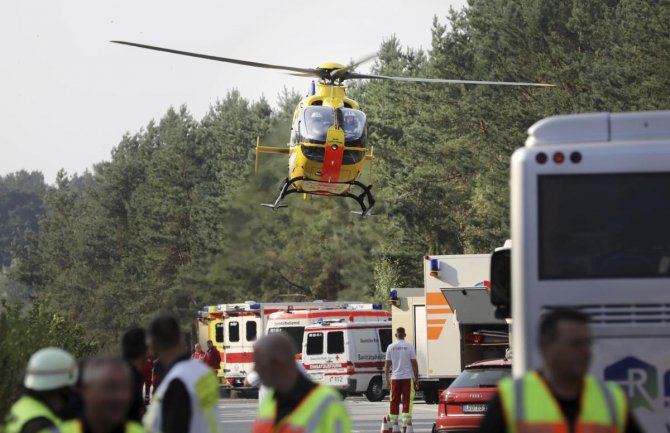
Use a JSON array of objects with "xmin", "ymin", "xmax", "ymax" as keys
[{"xmin": 121, "ymin": 327, "xmax": 148, "ymax": 422}]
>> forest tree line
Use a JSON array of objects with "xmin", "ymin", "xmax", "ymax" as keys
[{"xmin": 1, "ymin": 0, "xmax": 668, "ymax": 357}]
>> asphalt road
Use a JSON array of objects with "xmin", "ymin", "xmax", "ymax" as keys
[{"xmin": 218, "ymin": 395, "xmax": 437, "ymax": 433}]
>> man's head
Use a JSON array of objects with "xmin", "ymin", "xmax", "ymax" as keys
[
  {"xmin": 253, "ymin": 333, "xmax": 299, "ymax": 393},
  {"xmin": 395, "ymin": 327, "xmax": 406, "ymax": 340},
  {"xmin": 121, "ymin": 327, "xmax": 147, "ymax": 361},
  {"xmin": 194, "ymin": 343, "xmax": 203, "ymax": 352},
  {"xmin": 206, "ymin": 340, "xmax": 214, "ymax": 349},
  {"xmin": 539, "ymin": 309, "xmax": 592, "ymax": 380},
  {"xmin": 80, "ymin": 357, "xmax": 132, "ymax": 428},
  {"xmin": 148, "ymin": 315, "xmax": 184, "ymax": 362}
]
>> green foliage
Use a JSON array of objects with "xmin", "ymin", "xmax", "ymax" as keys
[
  {"xmin": 6, "ymin": 0, "xmax": 668, "ymax": 346},
  {"xmin": 0, "ymin": 171, "xmax": 45, "ymax": 268},
  {"xmin": 0, "ymin": 301, "xmax": 97, "ymax": 419}
]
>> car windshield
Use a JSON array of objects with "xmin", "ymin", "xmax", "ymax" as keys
[
  {"xmin": 300, "ymin": 106, "xmax": 367, "ymax": 145},
  {"xmin": 449, "ymin": 367, "xmax": 511, "ymax": 389}
]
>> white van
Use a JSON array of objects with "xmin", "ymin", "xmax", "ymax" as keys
[{"xmin": 301, "ymin": 320, "xmax": 392, "ymax": 401}]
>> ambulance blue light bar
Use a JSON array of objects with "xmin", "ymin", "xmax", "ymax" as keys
[
  {"xmin": 249, "ymin": 303, "xmax": 261, "ymax": 310},
  {"xmin": 373, "ymin": 303, "xmax": 383, "ymax": 310}
]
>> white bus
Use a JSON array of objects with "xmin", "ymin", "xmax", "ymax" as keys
[{"xmin": 502, "ymin": 111, "xmax": 670, "ymax": 432}]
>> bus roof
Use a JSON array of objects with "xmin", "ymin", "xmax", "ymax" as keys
[{"xmin": 526, "ymin": 111, "xmax": 670, "ymax": 147}]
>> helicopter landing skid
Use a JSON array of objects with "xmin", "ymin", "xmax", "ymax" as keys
[
  {"xmin": 345, "ymin": 181, "xmax": 375, "ymax": 217},
  {"xmin": 260, "ymin": 178, "xmax": 300, "ymax": 210},
  {"xmin": 260, "ymin": 177, "xmax": 375, "ymax": 217}
]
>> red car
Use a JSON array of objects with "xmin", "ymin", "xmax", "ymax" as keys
[{"xmin": 434, "ymin": 358, "xmax": 511, "ymax": 433}]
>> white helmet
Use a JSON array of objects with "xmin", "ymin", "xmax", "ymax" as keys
[{"xmin": 23, "ymin": 347, "xmax": 79, "ymax": 391}]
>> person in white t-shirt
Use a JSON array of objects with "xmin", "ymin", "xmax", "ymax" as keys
[{"xmin": 384, "ymin": 327, "xmax": 418, "ymax": 430}]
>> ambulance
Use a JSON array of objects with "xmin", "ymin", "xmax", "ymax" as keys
[
  {"xmin": 391, "ymin": 255, "xmax": 509, "ymax": 403},
  {"xmin": 266, "ymin": 304, "xmax": 391, "ymax": 356},
  {"xmin": 301, "ymin": 320, "xmax": 392, "ymax": 401},
  {"xmin": 215, "ymin": 301, "xmax": 380, "ymax": 388}
]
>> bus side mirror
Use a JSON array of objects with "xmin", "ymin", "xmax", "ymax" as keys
[{"xmin": 490, "ymin": 248, "xmax": 511, "ymax": 319}]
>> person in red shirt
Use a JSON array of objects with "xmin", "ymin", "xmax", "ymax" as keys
[
  {"xmin": 204, "ymin": 340, "xmax": 221, "ymax": 372},
  {"xmin": 192, "ymin": 343, "xmax": 206, "ymax": 361}
]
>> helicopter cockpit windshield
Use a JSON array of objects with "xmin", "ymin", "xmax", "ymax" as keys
[{"xmin": 300, "ymin": 106, "xmax": 367, "ymax": 147}]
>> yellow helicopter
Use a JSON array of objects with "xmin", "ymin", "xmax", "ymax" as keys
[{"xmin": 112, "ymin": 41, "xmax": 554, "ymax": 216}]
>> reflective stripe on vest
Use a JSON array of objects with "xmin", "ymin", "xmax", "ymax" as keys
[
  {"xmin": 4, "ymin": 396, "xmax": 61, "ymax": 433},
  {"xmin": 252, "ymin": 385, "xmax": 348, "ymax": 433},
  {"xmin": 499, "ymin": 372, "xmax": 627, "ymax": 433},
  {"xmin": 144, "ymin": 359, "xmax": 221, "ymax": 433},
  {"xmin": 55, "ymin": 419, "xmax": 144, "ymax": 433}
]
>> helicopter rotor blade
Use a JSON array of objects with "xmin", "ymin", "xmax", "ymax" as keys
[
  {"xmin": 349, "ymin": 53, "xmax": 377, "ymax": 71},
  {"xmin": 111, "ymin": 41, "xmax": 326, "ymax": 79},
  {"xmin": 343, "ymin": 72, "xmax": 555, "ymax": 87},
  {"xmin": 330, "ymin": 53, "xmax": 377, "ymax": 79}
]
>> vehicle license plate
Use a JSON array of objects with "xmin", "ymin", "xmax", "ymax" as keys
[{"xmin": 462, "ymin": 404, "xmax": 488, "ymax": 413}]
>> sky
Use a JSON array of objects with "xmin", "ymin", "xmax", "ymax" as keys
[{"xmin": 1, "ymin": 0, "xmax": 466, "ymax": 184}]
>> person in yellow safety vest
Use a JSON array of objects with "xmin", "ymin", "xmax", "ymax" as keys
[
  {"xmin": 476, "ymin": 309, "xmax": 644, "ymax": 433},
  {"xmin": 143, "ymin": 315, "xmax": 221, "ymax": 433},
  {"xmin": 4, "ymin": 347, "xmax": 79, "ymax": 433},
  {"xmin": 52, "ymin": 357, "xmax": 144, "ymax": 433},
  {"xmin": 251, "ymin": 333, "xmax": 351, "ymax": 433}
]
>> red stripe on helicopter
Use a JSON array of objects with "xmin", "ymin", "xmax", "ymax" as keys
[
  {"xmin": 320, "ymin": 144, "xmax": 344, "ymax": 183},
  {"xmin": 225, "ymin": 352, "xmax": 255, "ymax": 363}
]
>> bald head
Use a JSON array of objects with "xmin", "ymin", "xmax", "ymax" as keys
[
  {"xmin": 81, "ymin": 357, "xmax": 132, "ymax": 428},
  {"xmin": 254, "ymin": 333, "xmax": 299, "ymax": 392},
  {"xmin": 82, "ymin": 357, "xmax": 131, "ymax": 385}
]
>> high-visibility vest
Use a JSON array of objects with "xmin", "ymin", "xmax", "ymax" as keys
[
  {"xmin": 498, "ymin": 371, "xmax": 627, "ymax": 433},
  {"xmin": 55, "ymin": 419, "xmax": 144, "ymax": 433},
  {"xmin": 4, "ymin": 396, "xmax": 61, "ymax": 433},
  {"xmin": 251, "ymin": 385, "xmax": 351, "ymax": 433},
  {"xmin": 144, "ymin": 359, "xmax": 221, "ymax": 433}
]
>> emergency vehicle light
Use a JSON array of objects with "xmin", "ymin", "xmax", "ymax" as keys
[
  {"xmin": 249, "ymin": 303, "xmax": 261, "ymax": 310},
  {"xmin": 430, "ymin": 258, "xmax": 440, "ymax": 277},
  {"xmin": 373, "ymin": 303, "xmax": 382, "ymax": 310},
  {"xmin": 389, "ymin": 289, "xmax": 399, "ymax": 301}
]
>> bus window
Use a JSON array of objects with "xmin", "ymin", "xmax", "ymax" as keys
[
  {"xmin": 229, "ymin": 321, "xmax": 240, "ymax": 343},
  {"xmin": 539, "ymin": 173, "xmax": 670, "ymax": 279},
  {"xmin": 327, "ymin": 331, "xmax": 344, "ymax": 354},
  {"xmin": 306, "ymin": 332, "xmax": 324, "ymax": 355}
]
